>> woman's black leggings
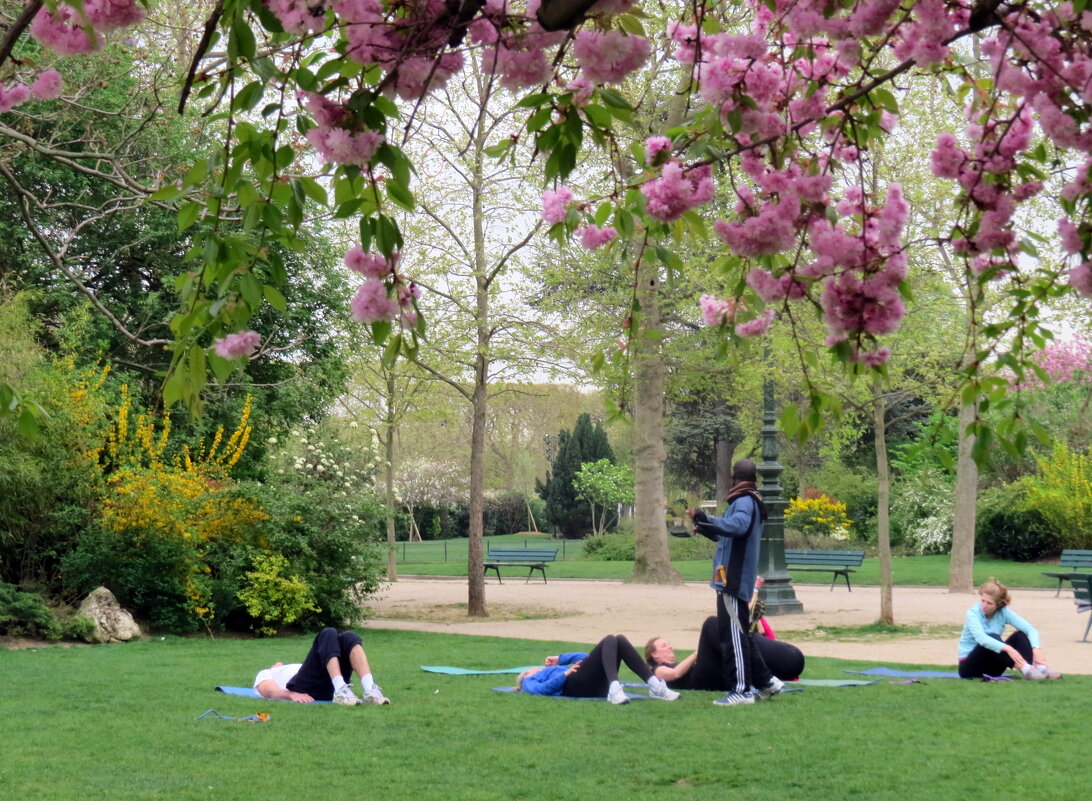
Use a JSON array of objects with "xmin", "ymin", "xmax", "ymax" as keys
[
  {"xmin": 563, "ymin": 634, "xmax": 652, "ymax": 697},
  {"xmin": 679, "ymin": 616, "xmax": 805, "ymax": 690},
  {"xmin": 958, "ymin": 631, "xmax": 1033, "ymax": 679}
]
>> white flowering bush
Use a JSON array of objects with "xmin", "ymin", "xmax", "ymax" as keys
[{"xmin": 890, "ymin": 466, "xmax": 955, "ymax": 555}]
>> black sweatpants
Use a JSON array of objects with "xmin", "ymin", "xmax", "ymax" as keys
[
  {"xmin": 562, "ymin": 634, "xmax": 653, "ymax": 697},
  {"xmin": 958, "ymin": 631, "xmax": 1033, "ymax": 679},
  {"xmin": 286, "ymin": 628, "xmax": 362, "ymax": 701},
  {"xmin": 717, "ymin": 592, "xmax": 773, "ymax": 694}
]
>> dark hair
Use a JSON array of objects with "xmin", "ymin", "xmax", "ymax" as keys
[{"xmin": 731, "ymin": 459, "xmax": 757, "ymax": 483}]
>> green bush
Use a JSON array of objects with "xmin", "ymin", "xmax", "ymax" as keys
[
  {"xmin": 977, "ymin": 482, "xmax": 1058, "ymax": 561},
  {"xmin": 810, "ymin": 462, "xmax": 878, "ymax": 541},
  {"xmin": 0, "ymin": 582, "xmax": 63, "ymax": 640},
  {"xmin": 580, "ymin": 531, "xmax": 715, "ymax": 561},
  {"xmin": 237, "ymin": 553, "xmax": 319, "ymax": 637}
]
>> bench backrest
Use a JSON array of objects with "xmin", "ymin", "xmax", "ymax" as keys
[
  {"xmin": 1058, "ymin": 550, "xmax": 1092, "ymax": 570},
  {"xmin": 1073, "ymin": 574, "xmax": 1092, "ymax": 604},
  {"xmin": 784, "ymin": 549, "xmax": 865, "ymax": 567},
  {"xmin": 486, "ymin": 547, "xmax": 558, "ymax": 562}
]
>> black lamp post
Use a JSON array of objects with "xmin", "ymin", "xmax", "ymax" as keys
[{"xmin": 756, "ymin": 360, "xmax": 803, "ymax": 615}]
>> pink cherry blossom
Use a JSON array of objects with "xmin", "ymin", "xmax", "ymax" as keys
[
  {"xmin": 351, "ymin": 279, "xmax": 400, "ymax": 323},
  {"xmin": 735, "ymin": 308, "xmax": 775, "ymax": 338},
  {"xmin": 699, "ymin": 294, "xmax": 740, "ymax": 327},
  {"xmin": 641, "ymin": 162, "xmax": 715, "ymax": 222},
  {"xmin": 577, "ymin": 225, "xmax": 618, "ymax": 250},
  {"xmin": 541, "ymin": 186, "xmax": 574, "ymax": 224},
  {"xmin": 30, "ymin": 71, "xmax": 63, "ymax": 101},
  {"xmin": 214, "ymin": 330, "xmax": 262, "ymax": 360},
  {"xmin": 345, "ymin": 247, "xmax": 395, "ymax": 278},
  {"xmin": 572, "ymin": 31, "xmax": 650, "ymax": 84}
]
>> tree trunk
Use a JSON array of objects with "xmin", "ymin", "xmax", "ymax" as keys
[
  {"xmin": 714, "ymin": 436, "xmax": 736, "ymax": 504},
  {"xmin": 384, "ymin": 371, "xmax": 398, "ymax": 581},
  {"xmin": 629, "ymin": 261, "xmax": 682, "ymax": 584},
  {"xmin": 949, "ymin": 397, "xmax": 978, "ymax": 593},
  {"xmin": 872, "ymin": 374, "xmax": 894, "ymax": 624},
  {"xmin": 465, "ymin": 111, "xmax": 490, "ymax": 617}
]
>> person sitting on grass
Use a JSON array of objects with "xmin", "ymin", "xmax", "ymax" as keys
[
  {"xmin": 957, "ymin": 578, "xmax": 1061, "ymax": 680},
  {"xmin": 644, "ymin": 617, "xmax": 804, "ymax": 692},
  {"xmin": 515, "ymin": 634, "xmax": 681, "ymax": 705},
  {"xmin": 254, "ymin": 627, "xmax": 390, "ymax": 705}
]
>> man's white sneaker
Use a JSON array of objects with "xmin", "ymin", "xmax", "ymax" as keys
[
  {"xmin": 363, "ymin": 686, "xmax": 391, "ymax": 705},
  {"xmin": 647, "ymin": 677, "xmax": 680, "ymax": 701},
  {"xmin": 713, "ymin": 691, "xmax": 755, "ymax": 707},
  {"xmin": 756, "ymin": 676, "xmax": 784, "ymax": 700},
  {"xmin": 607, "ymin": 681, "xmax": 630, "ymax": 705},
  {"xmin": 332, "ymin": 685, "xmax": 361, "ymax": 705}
]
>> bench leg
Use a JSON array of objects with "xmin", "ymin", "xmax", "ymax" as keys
[
  {"xmin": 524, "ymin": 567, "xmax": 548, "ymax": 584},
  {"xmin": 484, "ymin": 566, "xmax": 503, "ymax": 584},
  {"xmin": 1084, "ymin": 614, "xmax": 1091, "ymax": 643},
  {"xmin": 1057, "ymin": 579, "xmax": 1064, "ymax": 598}
]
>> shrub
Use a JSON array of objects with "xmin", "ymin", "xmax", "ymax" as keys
[
  {"xmin": 580, "ymin": 531, "xmax": 715, "ymax": 561},
  {"xmin": 237, "ymin": 553, "xmax": 319, "ymax": 637},
  {"xmin": 810, "ymin": 462, "xmax": 878, "ymax": 541},
  {"xmin": 0, "ymin": 582, "xmax": 62, "ymax": 640},
  {"xmin": 889, "ymin": 466, "xmax": 954, "ymax": 555},
  {"xmin": 1023, "ymin": 441, "xmax": 1092, "ymax": 549},
  {"xmin": 784, "ymin": 492, "xmax": 852, "ymax": 542},
  {"xmin": 977, "ymin": 482, "xmax": 1059, "ymax": 560}
]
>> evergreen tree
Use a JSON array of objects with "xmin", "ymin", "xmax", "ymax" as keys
[{"xmin": 537, "ymin": 414, "xmax": 615, "ymax": 537}]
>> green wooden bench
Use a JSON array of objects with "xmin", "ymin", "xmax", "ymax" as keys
[
  {"xmin": 1042, "ymin": 550, "xmax": 1092, "ymax": 596},
  {"xmin": 1071, "ymin": 574, "xmax": 1092, "ymax": 642},
  {"xmin": 483, "ymin": 547, "xmax": 558, "ymax": 584},
  {"xmin": 784, "ymin": 549, "xmax": 866, "ymax": 591}
]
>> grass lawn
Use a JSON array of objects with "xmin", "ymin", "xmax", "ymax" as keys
[
  {"xmin": 395, "ymin": 537, "xmax": 1060, "ymax": 588},
  {"xmin": 2, "ymin": 630, "xmax": 1084, "ymax": 800}
]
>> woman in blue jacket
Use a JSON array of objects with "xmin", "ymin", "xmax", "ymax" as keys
[
  {"xmin": 957, "ymin": 578, "xmax": 1060, "ymax": 679},
  {"xmin": 516, "ymin": 634, "xmax": 680, "ymax": 704}
]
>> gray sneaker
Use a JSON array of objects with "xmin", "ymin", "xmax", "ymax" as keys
[
  {"xmin": 363, "ymin": 686, "xmax": 391, "ymax": 705},
  {"xmin": 647, "ymin": 677, "xmax": 680, "ymax": 701},
  {"xmin": 713, "ymin": 691, "xmax": 755, "ymax": 707},
  {"xmin": 755, "ymin": 676, "xmax": 784, "ymax": 700},
  {"xmin": 332, "ymin": 685, "xmax": 361, "ymax": 705},
  {"xmin": 607, "ymin": 681, "xmax": 630, "ymax": 705}
]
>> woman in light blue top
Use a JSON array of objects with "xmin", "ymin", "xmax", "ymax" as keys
[{"xmin": 957, "ymin": 578, "xmax": 1059, "ymax": 680}]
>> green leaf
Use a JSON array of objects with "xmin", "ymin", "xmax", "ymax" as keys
[
  {"xmin": 16, "ymin": 407, "xmax": 39, "ymax": 437},
  {"xmin": 229, "ymin": 17, "xmax": 257, "ymax": 61},
  {"xmin": 598, "ymin": 88, "xmax": 632, "ymax": 110},
  {"xmin": 381, "ymin": 333, "xmax": 401, "ymax": 368},
  {"xmin": 516, "ymin": 92, "xmax": 552, "ymax": 108},
  {"xmin": 233, "ymin": 80, "xmax": 264, "ymax": 111},
  {"xmin": 386, "ymin": 178, "xmax": 416, "ymax": 211},
  {"xmin": 149, "ymin": 184, "xmax": 184, "ymax": 202},
  {"xmin": 209, "ymin": 351, "xmax": 235, "ymax": 383},
  {"xmin": 484, "ymin": 139, "xmax": 514, "ymax": 158},
  {"xmin": 178, "ymin": 201, "xmax": 202, "ymax": 232},
  {"xmin": 263, "ymin": 284, "xmax": 287, "ymax": 312},
  {"xmin": 239, "ymin": 273, "xmax": 263, "ymax": 311}
]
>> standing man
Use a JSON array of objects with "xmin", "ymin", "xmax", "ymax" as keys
[{"xmin": 688, "ymin": 459, "xmax": 783, "ymax": 706}]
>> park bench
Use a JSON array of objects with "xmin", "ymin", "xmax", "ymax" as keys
[
  {"xmin": 1042, "ymin": 549, "xmax": 1092, "ymax": 596},
  {"xmin": 1071, "ymin": 574, "xmax": 1092, "ymax": 643},
  {"xmin": 483, "ymin": 547, "xmax": 558, "ymax": 584},
  {"xmin": 784, "ymin": 549, "xmax": 866, "ymax": 591}
]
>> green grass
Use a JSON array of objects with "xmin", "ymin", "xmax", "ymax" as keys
[
  {"xmin": 1, "ymin": 630, "xmax": 1084, "ymax": 800},
  {"xmin": 395, "ymin": 537, "xmax": 1062, "ymax": 587}
]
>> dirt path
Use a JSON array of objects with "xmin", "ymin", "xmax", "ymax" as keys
[{"xmin": 362, "ymin": 577, "xmax": 1091, "ymax": 675}]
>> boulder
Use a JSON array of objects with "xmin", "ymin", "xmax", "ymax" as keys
[{"xmin": 77, "ymin": 587, "xmax": 142, "ymax": 643}]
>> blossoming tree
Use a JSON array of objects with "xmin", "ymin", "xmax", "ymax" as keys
[{"xmin": 3, "ymin": 0, "xmax": 1092, "ymax": 597}]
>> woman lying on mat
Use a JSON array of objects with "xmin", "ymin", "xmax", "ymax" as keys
[
  {"xmin": 645, "ymin": 616, "xmax": 805, "ymax": 692},
  {"xmin": 515, "ymin": 634, "xmax": 681, "ymax": 705},
  {"xmin": 957, "ymin": 578, "xmax": 1061, "ymax": 680}
]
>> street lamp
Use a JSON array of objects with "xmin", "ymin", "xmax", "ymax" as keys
[{"xmin": 756, "ymin": 358, "xmax": 803, "ymax": 615}]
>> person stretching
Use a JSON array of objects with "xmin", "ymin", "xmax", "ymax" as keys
[
  {"xmin": 957, "ymin": 578, "xmax": 1060, "ymax": 680},
  {"xmin": 515, "ymin": 634, "xmax": 681, "ymax": 705},
  {"xmin": 254, "ymin": 627, "xmax": 390, "ymax": 705}
]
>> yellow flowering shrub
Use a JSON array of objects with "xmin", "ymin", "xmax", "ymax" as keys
[
  {"xmin": 1025, "ymin": 442, "xmax": 1092, "ymax": 548},
  {"xmin": 784, "ymin": 493, "xmax": 852, "ymax": 541}
]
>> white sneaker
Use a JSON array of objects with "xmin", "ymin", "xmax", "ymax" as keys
[
  {"xmin": 332, "ymin": 685, "xmax": 361, "ymax": 705},
  {"xmin": 755, "ymin": 676, "xmax": 784, "ymax": 700},
  {"xmin": 1020, "ymin": 664, "xmax": 1043, "ymax": 681},
  {"xmin": 647, "ymin": 677, "xmax": 680, "ymax": 701},
  {"xmin": 363, "ymin": 686, "xmax": 391, "ymax": 705},
  {"xmin": 607, "ymin": 681, "xmax": 630, "ymax": 705},
  {"xmin": 1035, "ymin": 665, "xmax": 1061, "ymax": 680}
]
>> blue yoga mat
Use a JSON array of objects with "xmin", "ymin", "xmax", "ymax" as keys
[
  {"xmin": 421, "ymin": 665, "xmax": 541, "ymax": 675},
  {"xmin": 844, "ymin": 667, "xmax": 961, "ymax": 679},
  {"xmin": 491, "ymin": 686, "xmax": 650, "ymax": 701},
  {"xmin": 795, "ymin": 678, "xmax": 879, "ymax": 687},
  {"xmin": 215, "ymin": 686, "xmax": 330, "ymax": 703}
]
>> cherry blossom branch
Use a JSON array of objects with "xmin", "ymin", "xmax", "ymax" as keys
[{"xmin": 0, "ymin": 0, "xmax": 43, "ymax": 67}]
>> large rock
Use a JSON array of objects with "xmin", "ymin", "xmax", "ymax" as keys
[{"xmin": 77, "ymin": 587, "xmax": 142, "ymax": 643}]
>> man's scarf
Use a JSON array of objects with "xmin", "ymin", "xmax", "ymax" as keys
[{"xmin": 725, "ymin": 481, "xmax": 767, "ymax": 522}]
